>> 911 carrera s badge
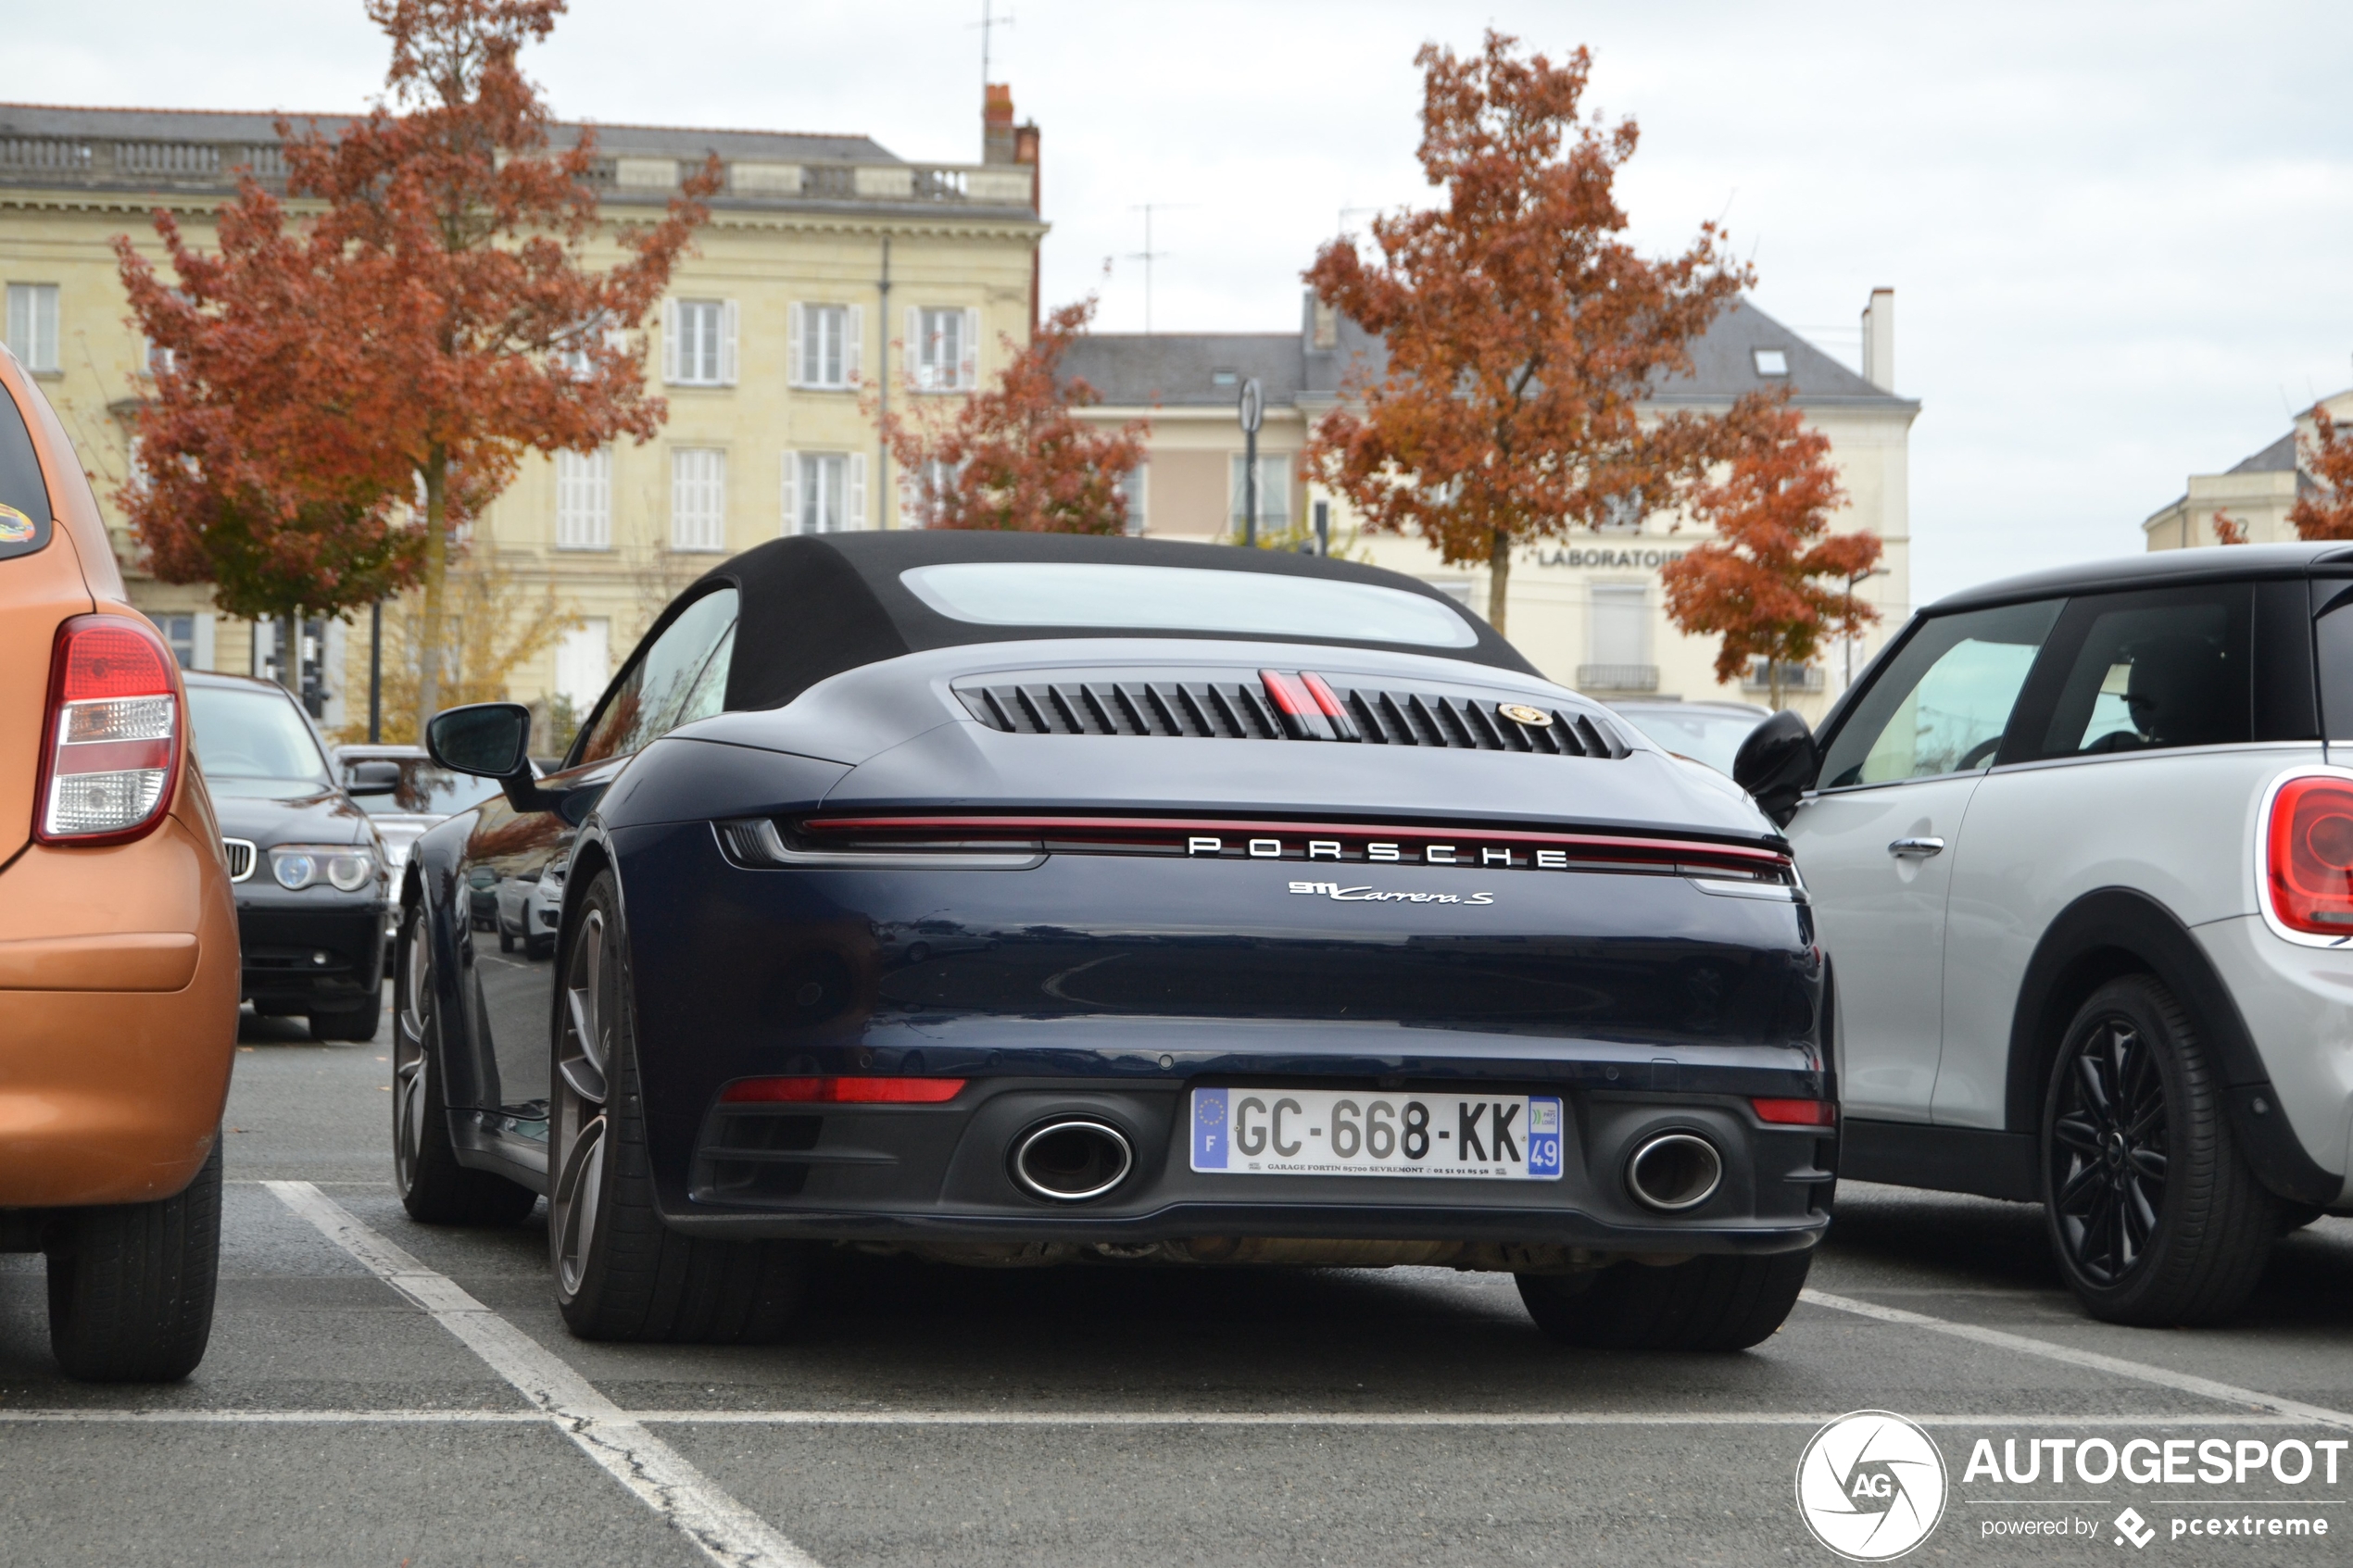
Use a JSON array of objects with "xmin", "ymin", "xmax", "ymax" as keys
[
  {"xmin": 1290, "ymin": 880, "xmax": 1494, "ymax": 905},
  {"xmin": 1498, "ymin": 703, "xmax": 1553, "ymax": 728},
  {"xmin": 0, "ymin": 504, "xmax": 33, "ymax": 544}
]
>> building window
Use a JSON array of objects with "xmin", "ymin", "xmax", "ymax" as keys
[
  {"xmin": 1598, "ymin": 489, "xmax": 1647, "ymax": 533},
  {"xmin": 1752, "ymin": 347, "xmax": 1789, "ymax": 377},
  {"xmin": 663, "ymin": 298, "xmax": 737, "ymax": 387},
  {"xmin": 1579, "ymin": 583, "xmax": 1656, "ymax": 693},
  {"xmin": 909, "ymin": 307, "xmax": 979, "ymax": 391},
  {"xmin": 791, "ymin": 303, "xmax": 862, "ymax": 389},
  {"xmin": 555, "ymin": 448, "xmax": 611, "ymax": 550},
  {"xmin": 155, "ymin": 613, "xmax": 196, "ymax": 670},
  {"xmin": 5, "ymin": 283, "xmax": 59, "ymax": 372},
  {"xmin": 784, "ymin": 450, "xmax": 867, "ymax": 534},
  {"xmin": 903, "ymin": 458, "xmax": 957, "ymax": 528},
  {"xmin": 1119, "ymin": 464, "xmax": 1149, "ymax": 536},
  {"xmin": 671, "ymin": 448, "xmax": 728, "ymax": 551},
  {"xmin": 1229, "ymin": 453, "xmax": 1292, "ymax": 533},
  {"xmin": 555, "ymin": 619, "xmax": 611, "ymax": 719}
]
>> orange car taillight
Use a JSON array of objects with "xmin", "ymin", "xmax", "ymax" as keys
[
  {"xmin": 2267, "ymin": 774, "xmax": 2353, "ymax": 935},
  {"xmin": 34, "ymin": 614, "xmax": 182, "ymax": 846}
]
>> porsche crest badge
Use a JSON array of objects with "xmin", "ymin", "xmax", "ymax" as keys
[{"xmin": 1498, "ymin": 703, "xmax": 1553, "ymax": 728}]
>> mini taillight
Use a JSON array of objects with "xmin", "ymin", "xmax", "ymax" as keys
[
  {"xmin": 1751, "ymin": 1098, "xmax": 1836, "ymax": 1126},
  {"xmin": 2267, "ymin": 775, "xmax": 2353, "ymax": 934},
  {"xmin": 719, "ymin": 1076, "xmax": 966, "ymax": 1105},
  {"xmin": 34, "ymin": 614, "xmax": 182, "ymax": 846}
]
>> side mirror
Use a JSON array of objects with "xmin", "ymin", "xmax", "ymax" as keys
[
  {"xmin": 426, "ymin": 703, "xmax": 533, "ymax": 779},
  {"xmin": 1733, "ymin": 710, "xmax": 1818, "ymax": 829},
  {"xmin": 345, "ymin": 759, "xmax": 401, "ymax": 797}
]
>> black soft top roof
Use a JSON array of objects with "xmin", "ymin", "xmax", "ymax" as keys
[{"xmin": 688, "ymin": 532, "xmax": 1538, "ymax": 711}]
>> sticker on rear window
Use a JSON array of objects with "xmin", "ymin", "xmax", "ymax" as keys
[{"xmin": 0, "ymin": 501, "xmax": 45, "ymax": 558}]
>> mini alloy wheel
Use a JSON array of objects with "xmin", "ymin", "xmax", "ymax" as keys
[{"xmin": 2047, "ymin": 1012, "xmax": 2169, "ymax": 1287}]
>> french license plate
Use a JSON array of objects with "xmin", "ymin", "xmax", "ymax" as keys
[{"xmin": 1189, "ymin": 1088, "xmax": 1563, "ymax": 1180}]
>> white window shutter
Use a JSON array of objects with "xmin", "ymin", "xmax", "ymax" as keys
[
  {"xmin": 846, "ymin": 304, "xmax": 864, "ymax": 383},
  {"xmin": 719, "ymin": 299, "xmax": 739, "ymax": 385},
  {"xmin": 661, "ymin": 298, "xmax": 680, "ymax": 383},
  {"xmin": 961, "ymin": 307, "xmax": 981, "ymax": 389},
  {"xmin": 780, "ymin": 452, "xmax": 800, "ymax": 536},
  {"xmin": 849, "ymin": 453, "xmax": 868, "ymax": 530},
  {"xmin": 786, "ymin": 302, "xmax": 804, "ymax": 388},
  {"xmin": 897, "ymin": 467, "xmax": 918, "ymax": 530},
  {"xmin": 905, "ymin": 307, "xmax": 924, "ymax": 390}
]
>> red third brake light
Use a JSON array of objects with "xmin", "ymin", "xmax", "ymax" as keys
[
  {"xmin": 34, "ymin": 614, "xmax": 182, "ymax": 847},
  {"xmin": 1751, "ymin": 1098, "xmax": 1836, "ymax": 1126},
  {"xmin": 2267, "ymin": 775, "xmax": 2353, "ymax": 935},
  {"xmin": 720, "ymin": 1076, "xmax": 967, "ymax": 1105}
]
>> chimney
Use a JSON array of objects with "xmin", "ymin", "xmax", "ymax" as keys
[
  {"xmin": 1014, "ymin": 117, "xmax": 1040, "ymax": 334},
  {"xmin": 984, "ymin": 83, "xmax": 1016, "ymax": 164},
  {"xmin": 1860, "ymin": 287, "xmax": 1895, "ymax": 391}
]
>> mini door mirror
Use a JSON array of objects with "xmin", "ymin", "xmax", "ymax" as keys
[
  {"xmin": 345, "ymin": 759, "xmax": 401, "ymax": 797},
  {"xmin": 425, "ymin": 703, "xmax": 533, "ymax": 781},
  {"xmin": 1732, "ymin": 710, "xmax": 1818, "ymax": 828}
]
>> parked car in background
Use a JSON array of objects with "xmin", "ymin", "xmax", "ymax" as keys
[
  {"xmin": 185, "ymin": 672, "xmax": 391, "ymax": 1042},
  {"xmin": 1735, "ymin": 543, "xmax": 2353, "ymax": 1327},
  {"xmin": 1608, "ymin": 699, "xmax": 1770, "ymax": 777},
  {"xmin": 336, "ymin": 744, "xmax": 499, "ymax": 958},
  {"xmin": 0, "ymin": 341, "xmax": 237, "ymax": 1381},
  {"xmin": 397, "ymin": 533, "xmax": 1833, "ymax": 1353}
]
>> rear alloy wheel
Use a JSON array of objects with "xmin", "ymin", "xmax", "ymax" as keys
[
  {"xmin": 549, "ymin": 870, "xmax": 807, "ymax": 1342},
  {"xmin": 1516, "ymin": 1250, "xmax": 1812, "ymax": 1351},
  {"xmin": 45, "ymin": 1140, "xmax": 222, "ymax": 1382},
  {"xmin": 393, "ymin": 905, "xmax": 536, "ymax": 1226},
  {"xmin": 2043, "ymin": 975, "xmax": 2278, "ymax": 1325}
]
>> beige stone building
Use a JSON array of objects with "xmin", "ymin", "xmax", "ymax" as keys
[
  {"xmin": 2143, "ymin": 388, "xmax": 2353, "ymax": 551},
  {"xmin": 1063, "ymin": 288, "xmax": 1919, "ymax": 722},
  {"xmin": 0, "ymin": 94, "xmax": 1043, "ymax": 734}
]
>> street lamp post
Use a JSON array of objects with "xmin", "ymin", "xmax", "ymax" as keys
[
  {"xmin": 1237, "ymin": 377, "xmax": 1264, "ymax": 547},
  {"xmin": 1843, "ymin": 567, "xmax": 1889, "ymax": 687}
]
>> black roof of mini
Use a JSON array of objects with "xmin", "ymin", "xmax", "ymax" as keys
[
  {"xmin": 1928, "ymin": 542, "xmax": 2353, "ymax": 615},
  {"xmin": 678, "ymin": 532, "xmax": 1538, "ymax": 712}
]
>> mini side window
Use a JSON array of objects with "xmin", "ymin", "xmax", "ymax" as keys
[
  {"xmin": 2025, "ymin": 584, "xmax": 2252, "ymax": 759},
  {"xmin": 575, "ymin": 587, "xmax": 738, "ymax": 766},
  {"xmin": 1818, "ymin": 600, "xmax": 2062, "ymax": 788}
]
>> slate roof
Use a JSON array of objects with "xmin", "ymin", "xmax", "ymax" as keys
[
  {"xmin": 0, "ymin": 102, "xmax": 900, "ymax": 165},
  {"xmin": 2228, "ymin": 431, "xmax": 2300, "ymax": 474},
  {"xmin": 1061, "ymin": 293, "xmax": 1916, "ymax": 412}
]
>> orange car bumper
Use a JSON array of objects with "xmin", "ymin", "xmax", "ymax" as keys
[{"xmin": 0, "ymin": 810, "xmax": 239, "ymax": 1208}]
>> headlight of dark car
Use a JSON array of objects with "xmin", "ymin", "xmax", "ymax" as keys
[{"xmin": 270, "ymin": 845, "xmax": 377, "ymax": 893}]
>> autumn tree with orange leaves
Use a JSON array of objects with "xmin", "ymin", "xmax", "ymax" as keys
[
  {"xmin": 880, "ymin": 299, "xmax": 1149, "ymax": 533},
  {"xmin": 1658, "ymin": 392, "xmax": 1882, "ymax": 709},
  {"xmin": 2290, "ymin": 406, "xmax": 2353, "ymax": 541},
  {"xmin": 1303, "ymin": 31, "xmax": 1750, "ymax": 635},
  {"xmin": 116, "ymin": 0, "xmax": 716, "ymax": 729}
]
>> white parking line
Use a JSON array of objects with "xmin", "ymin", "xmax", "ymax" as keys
[
  {"xmin": 1802, "ymin": 1287, "xmax": 2353, "ymax": 1430},
  {"xmin": 0, "ymin": 1409, "xmax": 2316, "ymax": 1427},
  {"xmin": 264, "ymin": 1180, "xmax": 820, "ymax": 1568}
]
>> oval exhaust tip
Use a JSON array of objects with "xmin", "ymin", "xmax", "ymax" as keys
[
  {"xmin": 1011, "ymin": 1119, "xmax": 1134, "ymax": 1202},
  {"xmin": 1626, "ymin": 1132, "xmax": 1723, "ymax": 1212}
]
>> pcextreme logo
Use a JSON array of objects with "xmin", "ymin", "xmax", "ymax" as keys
[{"xmin": 1795, "ymin": 1411, "xmax": 1949, "ymax": 1562}]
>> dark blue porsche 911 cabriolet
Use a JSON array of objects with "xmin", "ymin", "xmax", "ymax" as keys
[{"xmin": 396, "ymin": 532, "xmax": 1833, "ymax": 1350}]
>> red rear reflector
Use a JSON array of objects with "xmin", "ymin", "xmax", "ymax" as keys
[
  {"xmin": 1751, "ymin": 1098, "xmax": 1835, "ymax": 1126},
  {"xmin": 62, "ymin": 625, "xmax": 174, "ymax": 700},
  {"xmin": 2268, "ymin": 775, "xmax": 2353, "ymax": 935},
  {"xmin": 720, "ymin": 1076, "xmax": 966, "ymax": 1105}
]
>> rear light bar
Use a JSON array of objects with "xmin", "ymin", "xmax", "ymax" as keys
[
  {"xmin": 1751, "ymin": 1098, "xmax": 1836, "ymax": 1126},
  {"xmin": 2263, "ymin": 771, "xmax": 2353, "ymax": 937},
  {"xmin": 794, "ymin": 813, "xmax": 1793, "ymax": 880},
  {"xmin": 33, "ymin": 614, "xmax": 182, "ymax": 847},
  {"xmin": 719, "ymin": 1076, "xmax": 966, "ymax": 1105}
]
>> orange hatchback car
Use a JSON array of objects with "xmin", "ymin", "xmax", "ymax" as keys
[{"xmin": 0, "ymin": 346, "xmax": 238, "ymax": 1378}]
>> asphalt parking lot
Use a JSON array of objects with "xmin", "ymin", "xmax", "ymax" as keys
[{"xmin": 6, "ymin": 993, "xmax": 2353, "ymax": 1566}]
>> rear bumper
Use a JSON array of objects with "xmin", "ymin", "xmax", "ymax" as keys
[
  {"xmin": 0, "ymin": 815, "xmax": 238, "ymax": 1209},
  {"xmin": 2198, "ymin": 913, "xmax": 2353, "ymax": 1202}
]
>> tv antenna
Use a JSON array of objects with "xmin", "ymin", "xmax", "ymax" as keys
[
  {"xmin": 1126, "ymin": 202, "xmax": 1195, "ymax": 333},
  {"xmin": 973, "ymin": 0, "xmax": 1014, "ymax": 90}
]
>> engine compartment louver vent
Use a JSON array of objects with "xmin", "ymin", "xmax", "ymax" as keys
[{"xmin": 955, "ymin": 675, "xmax": 1629, "ymax": 759}]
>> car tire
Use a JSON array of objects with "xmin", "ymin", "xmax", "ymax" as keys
[
  {"xmin": 497, "ymin": 924, "xmax": 516, "ymax": 954},
  {"xmin": 524, "ymin": 932, "xmax": 554, "ymax": 961},
  {"xmin": 44, "ymin": 1139, "xmax": 222, "ymax": 1382},
  {"xmin": 548, "ymin": 869, "xmax": 808, "ymax": 1343},
  {"xmin": 309, "ymin": 1003, "xmax": 382, "ymax": 1043},
  {"xmin": 1515, "ymin": 1249, "xmax": 1812, "ymax": 1351},
  {"xmin": 2042, "ymin": 974, "xmax": 2280, "ymax": 1326},
  {"xmin": 393, "ymin": 906, "xmax": 538, "ymax": 1227}
]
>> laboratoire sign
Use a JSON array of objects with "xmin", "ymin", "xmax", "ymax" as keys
[
  {"xmin": 1793, "ymin": 1410, "xmax": 2345, "ymax": 1559},
  {"xmin": 1529, "ymin": 545, "xmax": 1688, "ymax": 571}
]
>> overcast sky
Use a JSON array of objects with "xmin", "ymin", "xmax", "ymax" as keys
[{"xmin": 19, "ymin": 0, "xmax": 2353, "ymax": 608}]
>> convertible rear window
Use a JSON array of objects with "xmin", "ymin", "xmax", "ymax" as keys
[
  {"xmin": 0, "ymin": 381, "xmax": 52, "ymax": 562},
  {"xmin": 899, "ymin": 562, "xmax": 1479, "ymax": 649}
]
